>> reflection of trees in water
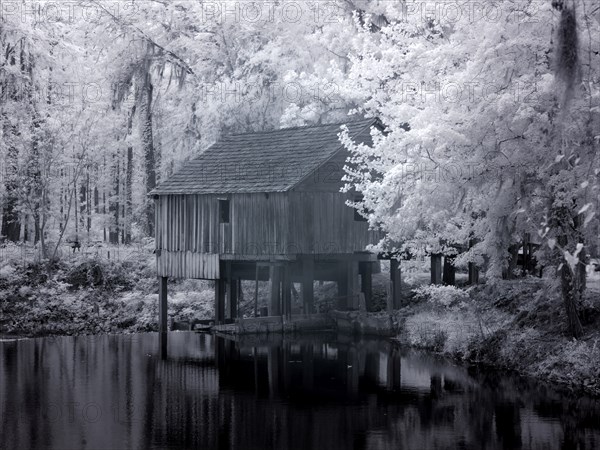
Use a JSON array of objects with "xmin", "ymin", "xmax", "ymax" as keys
[{"xmin": 0, "ymin": 333, "xmax": 599, "ymax": 449}]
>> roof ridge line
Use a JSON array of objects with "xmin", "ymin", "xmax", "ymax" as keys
[{"xmin": 223, "ymin": 117, "xmax": 376, "ymax": 137}]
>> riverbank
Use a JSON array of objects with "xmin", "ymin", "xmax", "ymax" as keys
[
  {"xmin": 394, "ymin": 276, "xmax": 600, "ymax": 397},
  {"xmin": 0, "ymin": 254, "xmax": 215, "ymax": 337},
  {"xmin": 1, "ymin": 255, "xmax": 598, "ymax": 396}
]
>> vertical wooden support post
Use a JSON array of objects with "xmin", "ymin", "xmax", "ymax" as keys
[
  {"xmin": 360, "ymin": 262, "xmax": 373, "ymax": 311},
  {"xmin": 159, "ymin": 276, "xmax": 168, "ymax": 333},
  {"xmin": 431, "ymin": 253, "xmax": 442, "ymax": 285},
  {"xmin": 301, "ymin": 256, "xmax": 314, "ymax": 314},
  {"xmin": 390, "ymin": 259, "xmax": 402, "ymax": 309},
  {"xmin": 269, "ymin": 264, "xmax": 281, "ymax": 316},
  {"xmin": 214, "ymin": 277, "xmax": 226, "ymax": 324},
  {"xmin": 347, "ymin": 260, "xmax": 359, "ymax": 310},
  {"xmin": 237, "ymin": 279, "xmax": 243, "ymax": 302},
  {"xmin": 468, "ymin": 263, "xmax": 479, "ymax": 285},
  {"xmin": 443, "ymin": 255, "xmax": 456, "ymax": 286},
  {"xmin": 159, "ymin": 276, "xmax": 168, "ymax": 358},
  {"xmin": 282, "ymin": 263, "xmax": 292, "ymax": 319},
  {"xmin": 215, "ymin": 260, "xmax": 226, "ymax": 325},
  {"xmin": 227, "ymin": 276, "xmax": 238, "ymax": 320}
]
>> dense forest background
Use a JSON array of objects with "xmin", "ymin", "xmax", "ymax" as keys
[
  {"xmin": 1, "ymin": 1, "xmax": 598, "ymax": 337},
  {"xmin": 2, "ymin": 0, "xmax": 376, "ymax": 254}
]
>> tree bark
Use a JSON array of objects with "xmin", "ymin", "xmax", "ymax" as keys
[
  {"xmin": 124, "ymin": 105, "xmax": 135, "ymax": 244},
  {"xmin": 1, "ymin": 133, "xmax": 21, "ymax": 243},
  {"xmin": 140, "ymin": 70, "xmax": 155, "ymax": 236},
  {"xmin": 554, "ymin": 208, "xmax": 584, "ymax": 338},
  {"xmin": 108, "ymin": 153, "xmax": 120, "ymax": 244},
  {"xmin": 560, "ymin": 261, "xmax": 584, "ymax": 338}
]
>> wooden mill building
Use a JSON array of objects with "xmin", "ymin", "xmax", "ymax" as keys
[{"xmin": 151, "ymin": 117, "xmax": 401, "ymax": 328}]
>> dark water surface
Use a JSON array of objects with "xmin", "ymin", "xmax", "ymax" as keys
[{"xmin": 0, "ymin": 332, "xmax": 598, "ymax": 450}]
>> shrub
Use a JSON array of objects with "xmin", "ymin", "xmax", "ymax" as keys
[
  {"xmin": 409, "ymin": 323, "xmax": 448, "ymax": 352},
  {"xmin": 413, "ymin": 285, "xmax": 470, "ymax": 307}
]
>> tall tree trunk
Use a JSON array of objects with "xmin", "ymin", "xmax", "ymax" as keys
[
  {"xmin": 59, "ymin": 169, "xmax": 64, "ymax": 232},
  {"xmin": 559, "ymin": 257, "xmax": 584, "ymax": 339},
  {"xmin": 124, "ymin": 105, "xmax": 135, "ymax": 244},
  {"xmin": 140, "ymin": 71, "xmax": 155, "ymax": 236},
  {"xmin": 1, "ymin": 127, "xmax": 22, "ymax": 243},
  {"xmin": 86, "ymin": 172, "xmax": 91, "ymax": 234},
  {"xmin": 80, "ymin": 178, "xmax": 87, "ymax": 238},
  {"xmin": 1, "ymin": 44, "xmax": 22, "ymax": 243},
  {"xmin": 124, "ymin": 146, "xmax": 133, "ymax": 244},
  {"xmin": 108, "ymin": 153, "xmax": 120, "ymax": 244},
  {"xmin": 553, "ymin": 206, "xmax": 584, "ymax": 339},
  {"xmin": 102, "ymin": 190, "xmax": 107, "ymax": 242},
  {"xmin": 28, "ymin": 56, "xmax": 42, "ymax": 245},
  {"xmin": 94, "ymin": 185, "xmax": 99, "ymax": 214}
]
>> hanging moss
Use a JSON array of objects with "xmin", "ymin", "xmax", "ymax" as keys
[{"xmin": 554, "ymin": 5, "xmax": 580, "ymax": 103}]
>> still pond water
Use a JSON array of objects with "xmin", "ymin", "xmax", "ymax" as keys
[{"xmin": 0, "ymin": 332, "xmax": 599, "ymax": 450}]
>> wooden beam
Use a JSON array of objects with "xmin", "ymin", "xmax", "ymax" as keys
[
  {"xmin": 390, "ymin": 259, "xmax": 402, "ymax": 309},
  {"xmin": 442, "ymin": 255, "xmax": 456, "ymax": 286},
  {"xmin": 227, "ymin": 275, "xmax": 238, "ymax": 320},
  {"xmin": 431, "ymin": 253, "xmax": 442, "ymax": 285},
  {"xmin": 282, "ymin": 263, "xmax": 292, "ymax": 318},
  {"xmin": 159, "ymin": 276, "xmax": 168, "ymax": 334},
  {"xmin": 301, "ymin": 256, "xmax": 315, "ymax": 314},
  {"xmin": 468, "ymin": 262, "xmax": 479, "ymax": 285},
  {"xmin": 314, "ymin": 252, "xmax": 378, "ymax": 262},
  {"xmin": 270, "ymin": 265, "xmax": 281, "ymax": 316},
  {"xmin": 215, "ymin": 267, "xmax": 226, "ymax": 325},
  {"xmin": 220, "ymin": 254, "xmax": 297, "ymax": 261},
  {"xmin": 360, "ymin": 261, "xmax": 373, "ymax": 311}
]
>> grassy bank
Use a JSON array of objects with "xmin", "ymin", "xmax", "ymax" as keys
[
  {"xmin": 0, "ymin": 252, "xmax": 338, "ymax": 337},
  {"xmin": 394, "ymin": 275, "xmax": 600, "ymax": 396},
  {"xmin": 0, "ymin": 254, "xmax": 215, "ymax": 337}
]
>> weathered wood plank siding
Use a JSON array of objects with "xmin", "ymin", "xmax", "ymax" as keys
[
  {"xmin": 156, "ymin": 250, "xmax": 220, "ymax": 279},
  {"xmin": 156, "ymin": 193, "xmax": 290, "ymax": 277},
  {"xmin": 288, "ymin": 192, "xmax": 381, "ymax": 254},
  {"xmin": 155, "ymin": 194, "xmax": 221, "ymax": 278},
  {"xmin": 229, "ymin": 193, "xmax": 289, "ymax": 255},
  {"xmin": 155, "ymin": 188, "xmax": 381, "ymax": 278}
]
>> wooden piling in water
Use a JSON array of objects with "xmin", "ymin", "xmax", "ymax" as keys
[
  {"xmin": 159, "ymin": 276, "xmax": 168, "ymax": 333},
  {"xmin": 270, "ymin": 264, "xmax": 281, "ymax": 316},
  {"xmin": 302, "ymin": 256, "xmax": 315, "ymax": 314}
]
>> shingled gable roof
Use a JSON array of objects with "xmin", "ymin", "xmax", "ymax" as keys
[{"xmin": 151, "ymin": 117, "xmax": 381, "ymax": 195}]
